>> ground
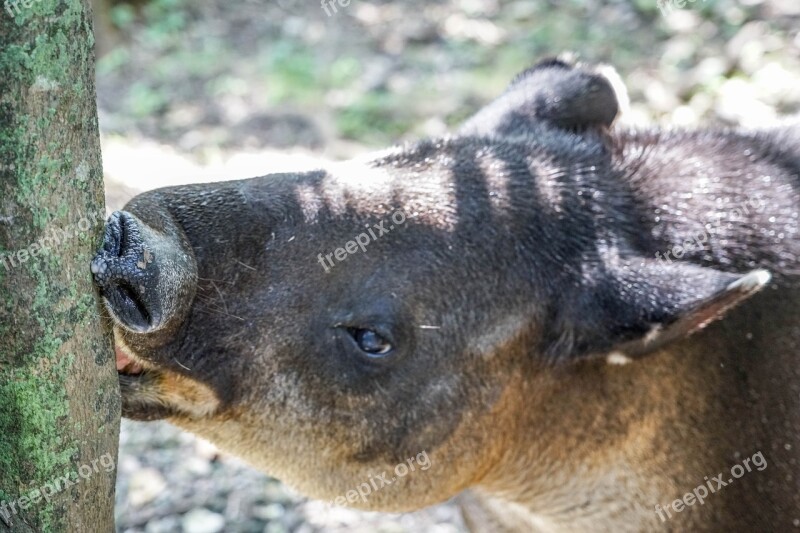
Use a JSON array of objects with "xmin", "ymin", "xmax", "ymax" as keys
[{"xmin": 95, "ymin": 0, "xmax": 800, "ymax": 531}]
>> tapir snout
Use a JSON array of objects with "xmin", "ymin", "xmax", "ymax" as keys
[{"xmin": 92, "ymin": 210, "xmax": 197, "ymax": 334}]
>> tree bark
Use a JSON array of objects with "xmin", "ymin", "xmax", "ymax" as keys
[{"xmin": 0, "ymin": 1, "xmax": 119, "ymax": 531}]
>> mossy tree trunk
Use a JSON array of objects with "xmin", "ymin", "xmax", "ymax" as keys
[{"xmin": 0, "ymin": 1, "xmax": 119, "ymax": 531}]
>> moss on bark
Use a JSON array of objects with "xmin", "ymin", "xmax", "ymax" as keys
[{"xmin": 0, "ymin": 0, "xmax": 119, "ymax": 531}]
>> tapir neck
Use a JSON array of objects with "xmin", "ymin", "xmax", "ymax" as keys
[
  {"xmin": 612, "ymin": 127, "xmax": 800, "ymax": 284},
  {"xmin": 468, "ymin": 285, "xmax": 799, "ymax": 531}
]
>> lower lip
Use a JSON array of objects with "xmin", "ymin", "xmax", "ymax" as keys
[{"xmin": 116, "ymin": 344, "xmax": 144, "ymax": 374}]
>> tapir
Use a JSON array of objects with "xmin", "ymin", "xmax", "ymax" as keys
[{"xmin": 91, "ymin": 58, "xmax": 800, "ymax": 531}]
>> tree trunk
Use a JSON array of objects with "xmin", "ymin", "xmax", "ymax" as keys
[{"xmin": 0, "ymin": 1, "xmax": 119, "ymax": 531}]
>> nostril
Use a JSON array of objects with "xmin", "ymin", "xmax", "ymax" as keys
[
  {"xmin": 91, "ymin": 211, "xmax": 162, "ymax": 332},
  {"xmin": 116, "ymin": 213, "xmax": 127, "ymax": 257},
  {"xmin": 115, "ymin": 282, "xmax": 153, "ymax": 328}
]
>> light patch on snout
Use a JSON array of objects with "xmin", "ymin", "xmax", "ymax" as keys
[
  {"xmin": 157, "ymin": 372, "xmax": 221, "ymax": 418},
  {"xmin": 122, "ymin": 368, "xmax": 221, "ymax": 420},
  {"xmin": 116, "ymin": 330, "xmax": 220, "ymax": 419}
]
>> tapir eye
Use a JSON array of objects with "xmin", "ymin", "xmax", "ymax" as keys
[{"xmin": 349, "ymin": 328, "xmax": 393, "ymax": 356}]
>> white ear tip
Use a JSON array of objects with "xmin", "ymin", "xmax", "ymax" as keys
[
  {"xmin": 606, "ymin": 351, "xmax": 632, "ymax": 365},
  {"xmin": 728, "ymin": 269, "xmax": 772, "ymax": 292},
  {"xmin": 595, "ymin": 64, "xmax": 630, "ymax": 121}
]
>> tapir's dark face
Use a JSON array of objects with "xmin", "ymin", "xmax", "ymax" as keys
[
  {"xmin": 92, "ymin": 146, "xmax": 562, "ymax": 509},
  {"xmin": 92, "ymin": 60, "xmax": 771, "ymax": 510}
]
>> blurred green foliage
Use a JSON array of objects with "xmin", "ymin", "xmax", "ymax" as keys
[{"xmin": 95, "ymin": 0, "xmax": 798, "ymax": 148}]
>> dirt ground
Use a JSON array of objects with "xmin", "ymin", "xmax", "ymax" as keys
[{"xmin": 96, "ymin": 0, "xmax": 800, "ymax": 531}]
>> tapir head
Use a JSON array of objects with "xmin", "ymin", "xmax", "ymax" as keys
[{"xmin": 91, "ymin": 59, "xmax": 770, "ymax": 511}]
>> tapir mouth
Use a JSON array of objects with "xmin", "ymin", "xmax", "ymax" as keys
[
  {"xmin": 116, "ymin": 342, "xmax": 146, "ymax": 376},
  {"xmin": 113, "ymin": 332, "xmax": 221, "ymax": 422},
  {"xmin": 113, "ymin": 336, "xmax": 170, "ymax": 421}
]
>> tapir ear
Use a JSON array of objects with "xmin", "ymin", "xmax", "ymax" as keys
[
  {"xmin": 543, "ymin": 261, "xmax": 772, "ymax": 362},
  {"xmin": 458, "ymin": 56, "xmax": 629, "ymax": 137}
]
